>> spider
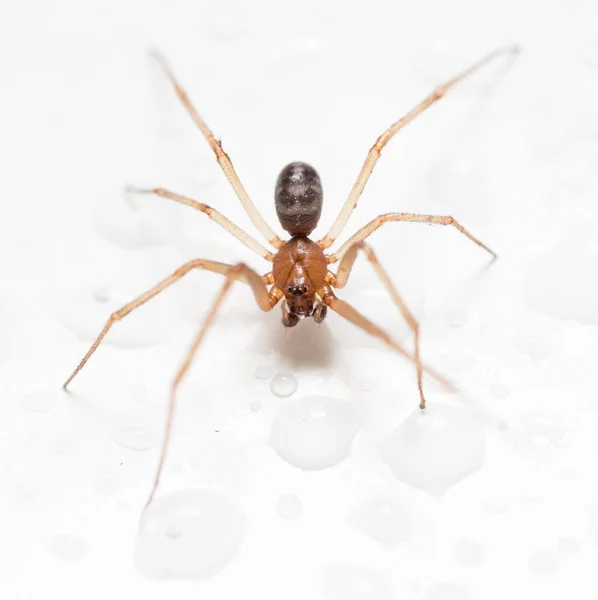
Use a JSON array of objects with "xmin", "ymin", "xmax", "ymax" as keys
[{"xmin": 63, "ymin": 46, "xmax": 518, "ymax": 508}]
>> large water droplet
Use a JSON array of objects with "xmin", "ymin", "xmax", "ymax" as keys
[
  {"xmin": 528, "ymin": 548, "xmax": 559, "ymax": 575},
  {"xmin": 348, "ymin": 495, "xmax": 411, "ymax": 545},
  {"xmin": 521, "ymin": 412, "xmax": 566, "ymax": 446},
  {"xmin": 254, "ymin": 364, "xmax": 273, "ymax": 380},
  {"xmin": 134, "ymin": 489, "xmax": 247, "ymax": 580},
  {"xmin": 320, "ymin": 564, "xmax": 394, "ymax": 600},
  {"xmin": 17, "ymin": 391, "xmax": 58, "ymax": 413},
  {"xmin": 276, "ymin": 494, "xmax": 303, "ymax": 520},
  {"xmin": 270, "ymin": 371, "xmax": 298, "ymax": 398},
  {"xmin": 422, "ymin": 582, "xmax": 472, "ymax": 600},
  {"xmin": 557, "ymin": 537, "xmax": 579, "ymax": 557},
  {"xmin": 93, "ymin": 467, "xmax": 121, "ymax": 496},
  {"xmin": 112, "ymin": 425, "xmax": 160, "ymax": 451},
  {"xmin": 48, "ymin": 534, "xmax": 87, "ymax": 561},
  {"xmin": 270, "ymin": 396, "xmax": 361, "ymax": 470},
  {"xmin": 381, "ymin": 404, "xmax": 485, "ymax": 494},
  {"xmin": 454, "ymin": 538, "xmax": 486, "ymax": 565},
  {"xmin": 524, "ymin": 222, "xmax": 598, "ymax": 325}
]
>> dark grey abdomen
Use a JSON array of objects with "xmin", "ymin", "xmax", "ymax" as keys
[{"xmin": 275, "ymin": 162, "xmax": 323, "ymax": 236}]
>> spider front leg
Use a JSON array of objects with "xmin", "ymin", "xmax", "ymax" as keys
[
  {"xmin": 146, "ymin": 263, "xmax": 279, "ymax": 509},
  {"xmin": 329, "ymin": 242, "xmax": 427, "ymax": 408},
  {"xmin": 63, "ymin": 259, "xmax": 248, "ymax": 390},
  {"xmin": 328, "ymin": 212, "xmax": 497, "ymax": 264},
  {"xmin": 318, "ymin": 45, "xmax": 519, "ymax": 250}
]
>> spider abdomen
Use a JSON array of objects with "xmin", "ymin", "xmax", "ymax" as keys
[{"xmin": 275, "ymin": 162, "xmax": 323, "ymax": 236}]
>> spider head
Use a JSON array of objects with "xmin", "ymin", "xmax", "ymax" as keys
[{"xmin": 285, "ymin": 286, "xmax": 316, "ymax": 318}]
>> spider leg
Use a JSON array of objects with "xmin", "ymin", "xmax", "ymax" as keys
[
  {"xmin": 330, "ymin": 242, "xmax": 427, "ymax": 408},
  {"xmin": 318, "ymin": 45, "xmax": 520, "ymax": 250},
  {"xmin": 126, "ymin": 186, "xmax": 275, "ymax": 261},
  {"xmin": 321, "ymin": 285, "xmax": 454, "ymax": 397},
  {"xmin": 63, "ymin": 259, "xmax": 248, "ymax": 390},
  {"xmin": 145, "ymin": 263, "xmax": 278, "ymax": 509},
  {"xmin": 150, "ymin": 50, "xmax": 283, "ymax": 249},
  {"xmin": 328, "ymin": 212, "xmax": 496, "ymax": 264}
]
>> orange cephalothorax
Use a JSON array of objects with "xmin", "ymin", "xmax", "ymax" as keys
[{"xmin": 272, "ymin": 236, "xmax": 328, "ymax": 321}]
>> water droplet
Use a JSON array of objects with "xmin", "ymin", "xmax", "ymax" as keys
[
  {"xmin": 381, "ymin": 404, "xmax": 485, "ymax": 494},
  {"xmin": 454, "ymin": 538, "xmax": 486, "ymax": 565},
  {"xmin": 320, "ymin": 564, "xmax": 393, "ymax": 600},
  {"xmin": 446, "ymin": 310, "xmax": 468, "ymax": 328},
  {"xmin": 48, "ymin": 534, "xmax": 87, "ymax": 561},
  {"xmin": 270, "ymin": 371, "xmax": 298, "ymax": 398},
  {"xmin": 93, "ymin": 467, "xmax": 121, "ymax": 496},
  {"xmin": 55, "ymin": 439, "xmax": 74, "ymax": 454},
  {"xmin": 94, "ymin": 187, "xmax": 179, "ymax": 249},
  {"xmin": 528, "ymin": 548, "xmax": 558, "ymax": 575},
  {"xmin": 249, "ymin": 400, "xmax": 262, "ymax": 412},
  {"xmin": 588, "ymin": 506, "xmax": 598, "ymax": 550},
  {"xmin": 270, "ymin": 396, "xmax": 361, "ymax": 470},
  {"xmin": 489, "ymin": 378, "xmax": 510, "ymax": 399},
  {"xmin": 357, "ymin": 377, "xmax": 375, "ymax": 392},
  {"xmin": 92, "ymin": 287, "xmax": 110, "ymax": 303},
  {"xmin": 129, "ymin": 383, "xmax": 147, "ymax": 403},
  {"xmin": 523, "ymin": 222, "xmax": 598, "ymax": 325},
  {"xmin": 17, "ymin": 392, "xmax": 58, "ymax": 413},
  {"xmin": 512, "ymin": 329, "xmax": 552, "ymax": 359},
  {"xmin": 276, "ymin": 494, "xmax": 303, "ymax": 519},
  {"xmin": 112, "ymin": 425, "xmax": 160, "ymax": 451},
  {"xmin": 254, "ymin": 365, "xmax": 273, "ymax": 380},
  {"xmin": 557, "ymin": 537, "xmax": 579, "ymax": 557},
  {"xmin": 422, "ymin": 582, "xmax": 472, "ymax": 600},
  {"xmin": 348, "ymin": 496, "xmax": 411, "ymax": 545},
  {"xmin": 521, "ymin": 412, "xmax": 566, "ymax": 446},
  {"xmin": 134, "ymin": 489, "xmax": 247, "ymax": 580}
]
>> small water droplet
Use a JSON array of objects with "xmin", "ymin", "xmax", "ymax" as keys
[
  {"xmin": 446, "ymin": 310, "xmax": 468, "ymax": 328},
  {"xmin": 320, "ymin": 564, "xmax": 393, "ymax": 600},
  {"xmin": 357, "ymin": 377, "xmax": 375, "ymax": 392},
  {"xmin": 17, "ymin": 392, "xmax": 58, "ymax": 413},
  {"xmin": 521, "ymin": 412, "xmax": 566, "ymax": 446},
  {"xmin": 276, "ymin": 494, "xmax": 303, "ymax": 520},
  {"xmin": 489, "ymin": 378, "xmax": 510, "ymax": 399},
  {"xmin": 92, "ymin": 287, "xmax": 110, "ymax": 303},
  {"xmin": 454, "ymin": 538, "xmax": 486, "ymax": 565},
  {"xmin": 93, "ymin": 467, "xmax": 121, "ymax": 496},
  {"xmin": 112, "ymin": 425, "xmax": 159, "ymax": 451},
  {"xmin": 512, "ymin": 329, "xmax": 552, "ymax": 359},
  {"xmin": 129, "ymin": 383, "xmax": 147, "ymax": 403},
  {"xmin": 381, "ymin": 404, "xmax": 485, "ymax": 494},
  {"xmin": 529, "ymin": 548, "xmax": 558, "ymax": 575},
  {"xmin": 557, "ymin": 537, "xmax": 579, "ymax": 557},
  {"xmin": 48, "ymin": 534, "xmax": 87, "ymax": 561},
  {"xmin": 270, "ymin": 396, "xmax": 360, "ymax": 470},
  {"xmin": 348, "ymin": 496, "xmax": 411, "ymax": 545},
  {"xmin": 249, "ymin": 400, "xmax": 262, "ymax": 412},
  {"xmin": 588, "ymin": 506, "xmax": 598, "ymax": 550},
  {"xmin": 423, "ymin": 582, "xmax": 472, "ymax": 600},
  {"xmin": 55, "ymin": 439, "xmax": 74, "ymax": 454},
  {"xmin": 254, "ymin": 365, "xmax": 273, "ymax": 380},
  {"xmin": 134, "ymin": 489, "xmax": 247, "ymax": 580},
  {"xmin": 270, "ymin": 371, "xmax": 298, "ymax": 398}
]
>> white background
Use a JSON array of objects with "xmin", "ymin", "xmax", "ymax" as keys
[{"xmin": 1, "ymin": 0, "xmax": 598, "ymax": 598}]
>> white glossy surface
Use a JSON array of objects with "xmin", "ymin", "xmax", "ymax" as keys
[{"xmin": 1, "ymin": 1, "xmax": 598, "ymax": 599}]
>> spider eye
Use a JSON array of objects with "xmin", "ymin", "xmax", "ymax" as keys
[{"xmin": 288, "ymin": 285, "xmax": 308, "ymax": 297}]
